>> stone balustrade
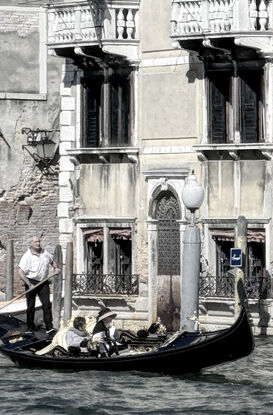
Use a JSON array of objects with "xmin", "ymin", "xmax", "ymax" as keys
[
  {"xmin": 171, "ymin": 0, "xmax": 272, "ymax": 36},
  {"xmin": 47, "ymin": 2, "xmax": 139, "ymax": 46}
]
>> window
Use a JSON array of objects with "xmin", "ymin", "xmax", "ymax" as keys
[
  {"xmin": 207, "ymin": 64, "xmax": 264, "ymax": 143},
  {"xmin": 211, "ymin": 229, "xmax": 267, "ymax": 298},
  {"xmin": 82, "ymin": 71, "xmax": 131, "ymax": 147},
  {"xmin": 84, "ymin": 227, "xmax": 132, "ymax": 275}
]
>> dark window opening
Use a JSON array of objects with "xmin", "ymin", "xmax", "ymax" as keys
[
  {"xmin": 83, "ymin": 82, "xmax": 101, "ymax": 147},
  {"xmin": 108, "ymin": 228, "xmax": 132, "ymax": 275},
  {"xmin": 207, "ymin": 66, "xmax": 263, "ymax": 144},
  {"xmin": 240, "ymin": 70, "xmax": 262, "ymax": 143},
  {"xmin": 209, "ymin": 71, "xmax": 231, "ymax": 144},
  {"xmin": 212, "ymin": 229, "xmax": 266, "ymax": 297},
  {"xmin": 82, "ymin": 71, "xmax": 131, "ymax": 148},
  {"xmin": 87, "ymin": 241, "xmax": 103, "ymax": 274},
  {"xmin": 110, "ymin": 77, "xmax": 130, "ymax": 146}
]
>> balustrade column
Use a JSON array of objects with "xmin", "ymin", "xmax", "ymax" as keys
[
  {"xmin": 126, "ymin": 9, "xmax": 134, "ymax": 39},
  {"xmin": 117, "ymin": 9, "xmax": 125, "ymax": 39}
]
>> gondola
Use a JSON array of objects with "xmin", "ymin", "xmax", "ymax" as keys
[{"xmin": 0, "ymin": 281, "xmax": 255, "ymax": 375}]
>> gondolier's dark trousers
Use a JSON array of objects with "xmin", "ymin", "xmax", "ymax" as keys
[{"xmin": 25, "ymin": 278, "xmax": 53, "ymax": 332}]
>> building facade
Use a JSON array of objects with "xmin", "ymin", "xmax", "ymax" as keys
[
  {"xmin": 44, "ymin": 0, "xmax": 273, "ymax": 334},
  {"xmin": 1, "ymin": 0, "xmax": 273, "ymax": 334},
  {"xmin": 0, "ymin": 1, "xmax": 62, "ymax": 294}
]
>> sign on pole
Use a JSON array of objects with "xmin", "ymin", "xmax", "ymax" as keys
[{"xmin": 230, "ymin": 248, "xmax": 242, "ymax": 267}]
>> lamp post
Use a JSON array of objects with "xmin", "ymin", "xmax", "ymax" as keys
[{"xmin": 181, "ymin": 171, "xmax": 204, "ymax": 332}]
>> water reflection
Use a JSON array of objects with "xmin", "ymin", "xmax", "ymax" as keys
[{"xmin": 0, "ymin": 337, "xmax": 272, "ymax": 415}]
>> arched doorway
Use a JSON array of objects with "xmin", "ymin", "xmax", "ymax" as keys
[{"xmin": 153, "ymin": 190, "xmax": 181, "ymax": 331}]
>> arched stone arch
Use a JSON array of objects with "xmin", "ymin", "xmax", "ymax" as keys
[{"xmin": 148, "ymin": 180, "xmax": 182, "ymax": 220}]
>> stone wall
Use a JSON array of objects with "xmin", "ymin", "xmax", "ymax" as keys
[
  {"xmin": 0, "ymin": 4, "xmax": 62, "ymax": 297},
  {"xmin": 0, "ymin": 156, "xmax": 59, "ymax": 295}
]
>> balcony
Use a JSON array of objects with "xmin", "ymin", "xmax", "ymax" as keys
[
  {"xmin": 171, "ymin": 0, "xmax": 273, "ymax": 58},
  {"xmin": 46, "ymin": 1, "xmax": 139, "ymax": 62}
]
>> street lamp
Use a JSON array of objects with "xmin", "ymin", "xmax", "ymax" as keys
[{"xmin": 181, "ymin": 170, "xmax": 204, "ymax": 332}]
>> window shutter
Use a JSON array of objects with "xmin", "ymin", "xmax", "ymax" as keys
[
  {"xmin": 241, "ymin": 74, "xmax": 259, "ymax": 143},
  {"xmin": 110, "ymin": 80, "xmax": 119, "ymax": 145},
  {"xmin": 121, "ymin": 79, "xmax": 130, "ymax": 145},
  {"xmin": 85, "ymin": 85, "xmax": 100, "ymax": 147},
  {"xmin": 110, "ymin": 76, "xmax": 131, "ymax": 146},
  {"xmin": 210, "ymin": 79, "xmax": 227, "ymax": 143}
]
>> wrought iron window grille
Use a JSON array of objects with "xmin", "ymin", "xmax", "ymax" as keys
[
  {"xmin": 199, "ymin": 274, "xmax": 271, "ymax": 299},
  {"xmin": 72, "ymin": 273, "xmax": 139, "ymax": 296}
]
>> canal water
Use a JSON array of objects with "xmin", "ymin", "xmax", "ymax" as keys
[{"xmin": 0, "ymin": 336, "xmax": 272, "ymax": 415}]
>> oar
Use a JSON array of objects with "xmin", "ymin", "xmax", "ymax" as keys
[{"xmin": 0, "ymin": 272, "xmax": 60, "ymax": 312}]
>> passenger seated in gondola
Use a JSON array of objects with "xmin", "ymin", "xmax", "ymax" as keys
[
  {"xmin": 65, "ymin": 316, "xmax": 89, "ymax": 356},
  {"xmin": 35, "ymin": 315, "xmax": 95, "ymax": 356},
  {"xmin": 92, "ymin": 308, "xmax": 118, "ymax": 357}
]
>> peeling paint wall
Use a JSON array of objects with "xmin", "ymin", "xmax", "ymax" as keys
[{"xmin": 0, "ymin": 3, "xmax": 62, "ymax": 295}]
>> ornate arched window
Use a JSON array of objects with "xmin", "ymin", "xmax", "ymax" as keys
[{"xmin": 154, "ymin": 190, "xmax": 181, "ymax": 275}]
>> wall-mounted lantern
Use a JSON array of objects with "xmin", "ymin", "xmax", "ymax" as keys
[{"xmin": 21, "ymin": 127, "xmax": 59, "ymax": 168}]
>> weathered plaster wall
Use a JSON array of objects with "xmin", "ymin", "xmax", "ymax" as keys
[
  {"xmin": 0, "ymin": 11, "xmax": 39, "ymax": 93},
  {"xmin": 78, "ymin": 164, "xmax": 138, "ymax": 217},
  {"xmin": 0, "ymin": 5, "xmax": 62, "ymax": 296},
  {"xmin": 140, "ymin": 0, "xmax": 173, "ymax": 58},
  {"xmin": 206, "ymin": 161, "xmax": 267, "ymax": 218}
]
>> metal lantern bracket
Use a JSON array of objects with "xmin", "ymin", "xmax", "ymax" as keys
[{"xmin": 21, "ymin": 127, "xmax": 59, "ymax": 167}]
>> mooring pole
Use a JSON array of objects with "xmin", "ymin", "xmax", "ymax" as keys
[
  {"xmin": 6, "ymin": 240, "xmax": 14, "ymax": 301},
  {"xmin": 63, "ymin": 242, "xmax": 73, "ymax": 325},
  {"xmin": 53, "ymin": 244, "xmax": 63, "ymax": 329},
  {"xmin": 234, "ymin": 216, "xmax": 247, "ymax": 318}
]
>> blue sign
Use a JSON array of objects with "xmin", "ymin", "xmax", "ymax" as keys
[{"xmin": 230, "ymin": 248, "xmax": 242, "ymax": 267}]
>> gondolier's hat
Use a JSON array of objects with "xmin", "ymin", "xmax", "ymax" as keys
[{"xmin": 97, "ymin": 307, "xmax": 117, "ymax": 322}]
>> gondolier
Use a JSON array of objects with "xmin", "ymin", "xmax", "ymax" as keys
[{"xmin": 18, "ymin": 235, "xmax": 61, "ymax": 335}]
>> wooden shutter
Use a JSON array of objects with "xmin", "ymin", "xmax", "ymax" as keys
[
  {"xmin": 209, "ymin": 73, "xmax": 229, "ymax": 143},
  {"xmin": 110, "ymin": 79, "xmax": 119, "ymax": 145},
  {"xmin": 110, "ymin": 76, "xmax": 131, "ymax": 146},
  {"xmin": 240, "ymin": 72, "xmax": 260, "ymax": 143},
  {"xmin": 121, "ymin": 79, "xmax": 130, "ymax": 145},
  {"xmin": 84, "ymin": 84, "xmax": 100, "ymax": 147}
]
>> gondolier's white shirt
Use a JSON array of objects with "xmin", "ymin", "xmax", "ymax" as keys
[{"xmin": 19, "ymin": 249, "xmax": 53, "ymax": 281}]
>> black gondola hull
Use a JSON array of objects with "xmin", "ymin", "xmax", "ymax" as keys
[{"xmin": 0, "ymin": 305, "xmax": 254, "ymax": 375}]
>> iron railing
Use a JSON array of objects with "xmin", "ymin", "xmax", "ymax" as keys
[
  {"xmin": 199, "ymin": 275, "xmax": 271, "ymax": 299},
  {"xmin": 72, "ymin": 273, "xmax": 139, "ymax": 296}
]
